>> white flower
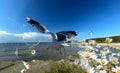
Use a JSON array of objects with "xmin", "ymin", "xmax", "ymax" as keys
[
  {"xmin": 21, "ymin": 69, "xmax": 26, "ymax": 73},
  {"xmin": 99, "ymin": 70, "xmax": 107, "ymax": 73},
  {"xmin": 77, "ymin": 51, "xmax": 83, "ymax": 56},
  {"xmin": 96, "ymin": 65, "xmax": 107, "ymax": 73},
  {"xmin": 111, "ymin": 53, "xmax": 117, "ymax": 56},
  {"xmin": 105, "ymin": 38, "xmax": 112, "ymax": 43},
  {"xmin": 88, "ymin": 40, "xmax": 97, "ymax": 46},
  {"xmin": 80, "ymin": 58, "xmax": 89, "ymax": 69},
  {"xmin": 31, "ymin": 49, "xmax": 36, "ymax": 55},
  {"xmin": 96, "ymin": 65, "xmax": 105, "ymax": 71},
  {"xmin": 74, "ymin": 59, "xmax": 80, "ymax": 65},
  {"xmin": 88, "ymin": 53, "xmax": 97, "ymax": 61},
  {"xmin": 103, "ymin": 47, "xmax": 110, "ymax": 54},
  {"xmin": 32, "ymin": 60, "xmax": 36, "ymax": 63},
  {"xmin": 83, "ymin": 52, "xmax": 92, "ymax": 58},
  {"xmin": 95, "ymin": 44, "xmax": 101, "ymax": 48},
  {"xmin": 86, "ymin": 67, "xmax": 95, "ymax": 73},
  {"xmin": 100, "ymin": 59, "xmax": 109, "ymax": 65},
  {"xmin": 100, "ymin": 51, "xmax": 107, "ymax": 59},
  {"xmin": 85, "ymin": 46, "xmax": 94, "ymax": 52},
  {"xmin": 23, "ymin": 61, "xmax": 31, "ymax": 69},
  {"xmin": 81, "ymin": 42, "xmax": 88, "ymax": 46},
  {"xmin": 112, "ymin": 66, "xmax": 120, "ymax": 73},
  {"xmin": 109, "ymin": 56, "xmax": 119, "ymax": 64}
]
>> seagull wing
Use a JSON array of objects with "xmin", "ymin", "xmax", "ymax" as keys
[
  {"xmin": 26, "ymin": 17, "xmax": 57, "ymax": 41},
  {"xmin": 56, "ymin": 31, "xmax": 77, "ymax": 42},
  {"xmin": 26, "ymin": 17, "xmax": 49, "ymax": 33}
]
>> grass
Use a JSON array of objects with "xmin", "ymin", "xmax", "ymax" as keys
[
  {"xmin": 0, "ymin": 60, "xmax": 86, "ymax": 73},
  {"xmin": 42, "ymin": 61, "xmax": 85, "ymax": 73}
]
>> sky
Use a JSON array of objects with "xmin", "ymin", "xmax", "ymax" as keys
[{"xmin": 0, "ymin": 0, "xmax": 120, "ymax": 42}]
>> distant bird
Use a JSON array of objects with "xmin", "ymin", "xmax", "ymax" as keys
[
  {"xmin": 26, "ymin": 17, "xmax": 77, "ymax": 55},
  {"xmin": 89, "ymin": 30, "xmax": 93, "ymax": 37}
]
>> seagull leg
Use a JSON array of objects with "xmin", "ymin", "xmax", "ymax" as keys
[
  {"xmin": 59, "ymin": 46, "xmax": 62, "ymax": 55},
  {"xmin": 63, "ymin": 46, "xmax": 66, "ymax": 55},
  {"xmin": 59, "ymin": 46, "xmax": 66, "ymax": 56}
]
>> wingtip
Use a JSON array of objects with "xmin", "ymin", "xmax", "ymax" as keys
[
  {"xmin": 26, "ymin": 17, "xmax": 31, "ymax": 21},
  {"xmin": 45, "ymin": 29, "xmax": 49, "ymax": 33}
]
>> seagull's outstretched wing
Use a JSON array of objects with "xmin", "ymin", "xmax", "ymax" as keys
[
  {"xmin": 26, "ymin": 17, "xmax": 56, "ymax": 41},
  {"xmin": 56, "ymin": 31, "xmax": 77, "ymax": 42},
  {"xmin": 26, "ymin": 17, "xmax": 49, "ymax": 33}
]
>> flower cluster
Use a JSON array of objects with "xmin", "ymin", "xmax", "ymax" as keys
[{"xmin": 74, "ymin": 39, "xmax": 120, "ymax": 73}]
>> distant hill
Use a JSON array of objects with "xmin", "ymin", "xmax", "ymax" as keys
[{"xmin": 87, "ymin": 35, "xmax": 120, "ymax": 43}]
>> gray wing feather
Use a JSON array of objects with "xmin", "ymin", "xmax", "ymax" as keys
[
  {"xmin": 56, "ymin": 31, "xmax": 77, "ymax": 42},
  {"xmin": 26, "ymin": 17, "xmax": 49, "ymax": 33},
  {"xmin": 26, "ymin": 17, "xmax": 57, "ymax": 41}
]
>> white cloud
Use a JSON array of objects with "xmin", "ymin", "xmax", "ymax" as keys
[
  {"xmin": 0, "ymin": 30, "xmax": 52, "ymax": 43},
  {"xmin": 0, "ymin": 30, "xmax": 11, "ymax": 35},
  {"xmin": 14, "ymin": 32, "xmax": 39, "ymax": 39}
]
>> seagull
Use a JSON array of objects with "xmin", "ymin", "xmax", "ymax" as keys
[{"xmin": 26, "ymin": 17, "xmax": 77, "ymax": 55}]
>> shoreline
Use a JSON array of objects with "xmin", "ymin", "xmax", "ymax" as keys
[
  {"xmin": 98, "ymin": 43, "xmax": 120, "ymax": 47},
  {"xmin": 69, "ymin": 42, "xmax": 120, "ymax": 50},
  {"xmin": 68, "ymin": 43, "xmax": 120, "ymax": 47}
]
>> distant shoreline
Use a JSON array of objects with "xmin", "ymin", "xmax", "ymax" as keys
[
  {"xmin": 68, "ymin": 42, "xmax": 120, "ymax": 47},
  {"xmin": 68, "ymin": 42, "xmax": 120, "ymax": 50}
]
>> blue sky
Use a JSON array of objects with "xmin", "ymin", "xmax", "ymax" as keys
[{"xmin": 0, "ymin": 0, "xmax": 120, "ymax": 42}]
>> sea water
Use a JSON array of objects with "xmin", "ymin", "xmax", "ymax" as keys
[{"xmin": 0, "ymin": 42, "xmax": 80, "ymax": 61}]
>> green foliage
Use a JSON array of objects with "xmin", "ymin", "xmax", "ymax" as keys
[
  {"xmin": 111, "ymin": 36, "xmax": 120, "ymax": 42},
  {"xmin": 66, "ymin": 41, "xmax": 71, "ymax": 43},
  {"xmin": 87, "ymin": 35, "xmax": 120, "ymax": 43},
  {"xmin": 42, "ymin": 61, "xmax": 85, "ymax": 73},
  {"xmin": 92, "ymin": 38, "xmax": 105, "ymax": 43},
  {"xmin": 68, "ymin": 54, "xmax": 79, "ymax": 59}
]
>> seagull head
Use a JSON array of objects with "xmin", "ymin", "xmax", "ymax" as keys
[{"xmin": 26, "ymin": 17, "xmax": 31, "ymax": 21}]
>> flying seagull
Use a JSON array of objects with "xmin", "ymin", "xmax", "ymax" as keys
[{"xmin": 26, "ymin": 17, "xmax": 77, "ymax": 54}]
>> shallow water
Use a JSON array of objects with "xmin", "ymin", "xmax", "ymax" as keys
[{"xmin": 0, "ymin": 42, "xmax": 80, "ymax": 61}]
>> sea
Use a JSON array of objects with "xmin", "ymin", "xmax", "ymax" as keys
[{"xmin": 0, "ymin": 42, "xmax": 80, "ymax": 61}]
